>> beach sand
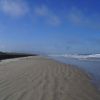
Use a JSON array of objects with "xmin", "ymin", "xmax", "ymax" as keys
[{"xmin": 0, "ymin": 56, "xmax": 100, "ymax": 100}]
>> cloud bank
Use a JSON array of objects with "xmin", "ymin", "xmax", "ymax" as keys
[
  {"xmin": 0, "ymin": 0, "xmax": 29, "ymax": 17},
  {"xmin": 67, "ymin": 7, "xmax": 100, "ymax": 29},
  {"xmin": 34, "ymin": 5, "xmax": 61, "ymax": 26},
  {"xmin": 0, "ymin": 0, "xmax": 100, "ymax": 28}
]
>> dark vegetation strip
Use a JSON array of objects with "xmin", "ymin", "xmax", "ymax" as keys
[{"xmin": 0, "ymin": 52, "xmax": 37, "ymax": 60}]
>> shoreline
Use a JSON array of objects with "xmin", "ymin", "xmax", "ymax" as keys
[
  {"xmin": 47, "ymin": 56, "xmax": 100, "ymax": 90},
  {"xmin": 0, "ymin": 56, "xmax": 100, "ymax": 90},
  {"xmin": 0, "ymin": 56, "xmax": 100, "ymax": 100}
]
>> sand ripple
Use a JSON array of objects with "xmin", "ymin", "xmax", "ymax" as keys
[{"xmin": 0, "ymin": 56, "xmax": 100, "ymax": 100}]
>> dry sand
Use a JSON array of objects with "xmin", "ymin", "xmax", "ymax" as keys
[{"xmin": 0, "ymin": 56, "xmax": 100, "ymax": 100}]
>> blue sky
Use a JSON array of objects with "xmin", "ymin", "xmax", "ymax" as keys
[{"xmin": 0, "ymin": 0, "xmax": 100, "ymax": 54}]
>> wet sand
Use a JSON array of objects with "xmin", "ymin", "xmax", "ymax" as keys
[{"xmin": 0, "ymin": 56, "xmax": 100, "ymax": 100}]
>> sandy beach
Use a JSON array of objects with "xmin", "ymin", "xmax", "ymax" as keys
[{"xmin": 0, "ymin": 56, "xmax": 100, "ymax": 100}]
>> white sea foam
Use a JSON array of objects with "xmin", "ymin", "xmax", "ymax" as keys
[{"xmin": 49, "ymin": 54, "xmax": 100, "ymax": 60}]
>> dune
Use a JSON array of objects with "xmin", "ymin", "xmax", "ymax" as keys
[{"xmin": 0, "ymin": 56, "xmax": 100, "ymax": 100}]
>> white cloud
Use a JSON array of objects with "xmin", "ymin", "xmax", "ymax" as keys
[
  {"xmin": 0, "ymin": 0, "xmax": 29, "ymax": 17},
  {"xmin": 34, "ymin": 5, "xmax": 49, "ymax": 16},
  {"xmin": 67, "ymin": 7, "xmax": 100, "ymax": 29},
  {"xmin": 67, "ymin": 8, "xmax": 88, "ymax": 25},
  {"xmin": 47, "ymin": 15, "xmax": 61, "ymax": 26},
  {"xmin": 34, "ymin": 5, "xmax": 61, "ymax": 26}
]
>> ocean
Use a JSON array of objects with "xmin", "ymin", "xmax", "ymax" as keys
[{"xmin": 48, "ymin": 56, "xmax": 100, "ymax": 89}]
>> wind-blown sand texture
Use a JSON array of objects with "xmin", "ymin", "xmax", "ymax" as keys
[{"xmin": 0, "ymin": 56, "xmax": 100, "ymax": 100}]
